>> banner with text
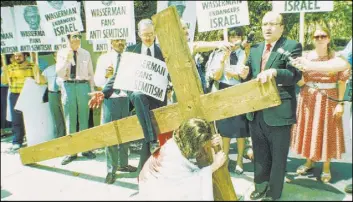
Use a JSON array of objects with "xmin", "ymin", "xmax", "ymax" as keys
[
  {"xmin": 14, "ymin": 5, "xmax": 62, "ymax": 52},
  {"xmin": 113, "ymin": 52, "xmax": 169, "ymax": 102},
  {"xmin": 37, "ymin": 1, "xmax": 84, "ymax": 37},
  {"xmin": 196, "ymin": 1, "xmax": 249, "ymax": 32},
  {"xmin": 1, "ymin": 7, "xmax": 18, "ymax": 54},
  {"xmin": 85, "ymin": 1, "xmax": 136, "ymax": 42},
  {"xmin": 157, "ymin": 1, "xmax": 197, "ymax": 42},
  {"xmin": 272, "ymin": 1, "xmax": 333, "ymax": 13}
]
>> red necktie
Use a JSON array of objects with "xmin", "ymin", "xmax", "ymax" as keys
[{"xmin": 261, "ymin": 44, "xmax": 272, "ymax": 71}]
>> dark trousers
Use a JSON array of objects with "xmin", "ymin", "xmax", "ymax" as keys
[
  {"xmin": 128, "ymin": 91, "xmax": 165, "ymax": 172},
  {"xmin": 249, "ymin": 111, "xmax": 291, "ymax": 199},
  {"xmin": 9, "ymin": 93, "xmax": 25, "ymax": 145},
  {"xmin": 1, "ymin": 86, "xmax": 9, "ymax": 129}
]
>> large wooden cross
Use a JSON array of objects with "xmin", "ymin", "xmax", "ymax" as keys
[{"xmin": 19, "ymin": 7, "xmax": 281, "ymax": 201}]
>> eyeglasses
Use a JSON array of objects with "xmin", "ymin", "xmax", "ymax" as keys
[
  {"xmin": 140, "ymin": 33, "xmax": 154, "ymax": 38},
  {"xmin": 71, "ymin": 35, "xmax": 82, "ymax": 40},
  {"xmin": 262, "ymin": 22, "xmax": 282, "ymax": 27},
  {"xmin": 313, "ymin": 35, "xmax": 328, "ymax": 40}
]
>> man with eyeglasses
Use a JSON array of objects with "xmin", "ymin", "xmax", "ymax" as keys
[
  {"xmin": 238, "ymin": 11, "xmax": 302, "ymax": 201},
  {"xmin": 56, "ymin": 32, "xmax": 96, "ymax": 165},
  {"xmin": 90, "ymin": 39, "xmax": 137, "ymax": 184},
  {"xmin": 102, "ymin": 19, "xmax": 166, "ymax": 174}
]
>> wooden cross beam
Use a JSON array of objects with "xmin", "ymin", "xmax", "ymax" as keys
[{"xmin": 19, "ymin": 7, "xmax": 281, "ymax": 200}]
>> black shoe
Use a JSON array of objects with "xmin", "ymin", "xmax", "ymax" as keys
[
  {"xmin": 262, "ymin": 196, "xmax": 276, "ymax": 201},
  {"xmin": 82, "ymin": 151, "xmax": 96, "ymax": 159},
  {"xmin": 345, "ymin": 184, "xmax": 352, "ymax": 194},
  {"xmin": 61, "ymin": 155, "xmax": 77, "ymax": 165},
  {"xmin": 116, "ymin": 165, "xmax": 138, "ymax": 173},
  {"xmin": 149, "ymin": 141, "xmax": 160, "ymax": 154},
  {"xmin": 250, "ymin": 189, "xmax": 267, "ymax": 200},
  {"xmin": 105, "ymin": 173, "xmax": 116, "ymax": 184}
]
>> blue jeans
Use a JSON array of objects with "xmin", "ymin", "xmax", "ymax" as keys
[
  {"xmin": 102, "ymin": 96, "xmax": 130, "ymax": 173},
  {"xmin": 9, "ymin": 93, "xmax": 25, "ymax": 145}
]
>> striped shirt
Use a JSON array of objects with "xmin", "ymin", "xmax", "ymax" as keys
[{"xmin": 4, "ymin": 62, "xmax": 36, "ymax": 93}]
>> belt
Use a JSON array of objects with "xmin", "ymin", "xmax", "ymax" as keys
[
  {"xmin": 64, "ymin": 80, "xmax": 88, "ymax": 84},
  {"xmin": 48, "ymin": 90, "xmax": 61, "ymax": 93},
  {"xmin": 306, "ymin": 82, "xmax": 337, "ymax": 89}
]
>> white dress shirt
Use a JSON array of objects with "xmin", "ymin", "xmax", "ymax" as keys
[
  {"xmin": 56, "ymin": 47, "xmax": 95, "ymax": 91},
  {"xmin": 42, "ymin": 64, "xmax": 63, "ymax": 92},
  {"xmin": 141, "ymin": 43, "xmax": 155, "ymax": 57},
  {"xmin": 94, "ymin": 50, "xmax": 127, "ymax": 98},
  {"xmin": 263, "ymin": 40, "xmax": 279, "ymax": 56}
]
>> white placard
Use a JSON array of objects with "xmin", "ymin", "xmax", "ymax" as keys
[
  {"xmin": 272, "ymin": 1, "xmax": 334, "ymax": 13},
  {"xmin": 196, "ymin": 1, "xmax": 250, "ymax": 32},
  {"xmin": 113, "ymin": 52, "xmax": 169, "ymax": 102},
  {"xmin": 1, "ymin": 7, "xmax": 19, "ymax": 54},
  {"xmin": 85, "ymin": 1, "xmax": 136, "ymax": 41},
  {"xmin": 92, "ymin": 39, "xmax": 136, "ymax": 52},
  {"xmin": 15, "ymin": 78, "xmax": 55, "ymax": 146},
  {"xmin": 13, "ymin": 5, "xmax": 60, "ymax": 52},
  {"xmin": 36, "ymin": 1, "xmax": 84, "ymax": 37},
  {"xmin": 157, "ymin": 1, "xmax": 197, "ymax": 42}
]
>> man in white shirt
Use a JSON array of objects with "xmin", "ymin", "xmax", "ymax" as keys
[
  {"xmin": 56, "ymin": 32, "xmax": 96, "ymax": 165},
  {"xmin": 42, "ymin": 52, "xmax": 66, "ymax": 138},
  {"xmin": 93, "ymin": 39, "xmax": 137, "ymax": 184}
]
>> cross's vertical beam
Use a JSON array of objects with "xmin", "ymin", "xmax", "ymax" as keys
[{"xmin": 152, "ymin": 7, "xmax": 237, "ymax": 201}]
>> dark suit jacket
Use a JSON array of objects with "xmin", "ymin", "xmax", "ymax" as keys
[
  {"xmin": 244, "ymin": 37, "xmax": 302, "ymax": 126},
  {"xmin": 102, "ymin": 43, "xmax": 166, "ymax": 104}
]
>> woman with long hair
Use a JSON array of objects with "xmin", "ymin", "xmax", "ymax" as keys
[{"xmin": 291, "ymin": 25, "xmax": 350, "ymax": 183}]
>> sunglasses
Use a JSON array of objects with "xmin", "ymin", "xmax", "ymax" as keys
[
  {"xmin": 313, "ymin": 35, "xmax": 328, "ymax": 40},
  {"xmin": 71, "ymin": 35, "xmax": 82, "ymax": 40}
]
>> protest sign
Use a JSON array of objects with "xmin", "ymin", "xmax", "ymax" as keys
[
  {"xmin": 1, "ymin": 7, "xmax": 18, "ymax": 54},
  {"xmin": 15, "ymin": 78, "xmax": 55, "ymax": 146},
  {"xmin": 92, "ymin": 39, "xmax": 135, "ymax": 52},
  {"xmin": 157, "ymin": 1, "xmax": 197, "ymax": 42},
  {"xmin": 272, "ymin": 1, "xmax": 333, "ymax": 13},
  {"xmin": 85, "ymin": 1, "xmax": 136, "ymax": 42},
  {"xmin": 196, "ymin": 1, "xmax": 249, "ymax": 32},
  {"xmin": 36, "ymin": 1, "xmax": 84, "ymax": 37},
  {"xmin": 14, "ymin": 5, "xmax": 61, "ymax": 52},
  {"xmin": 113, "ymin": 52, "xmax": 169, "ymax": 102}
]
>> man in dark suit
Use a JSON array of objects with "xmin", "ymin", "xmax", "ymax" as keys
[
  {"xmin": 239, "ymin": 12, "xmax": 302, "ymax": 201},
  {"xmin": 89, "ymin": 19, "xmax": 166, "ymax": 174}
]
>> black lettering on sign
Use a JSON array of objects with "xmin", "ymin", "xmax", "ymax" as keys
[
  {"xmin": 101, "ymin": 19, "xmax": 115, "ymax": 27},
  {"xmin": 54, "ymin": 23, "xmax": 78, "ymax": 36},
  {"xmin": 210, "ymin": 14, "xmax": 240, "ymax": 29},
  {"xmin": 90, "ymin": 30, "xmax": 102, "ymax": 39},
  {"xmin": 45, "ymin": 7, "xmax": 77, "ymax": 21},
  {"xmin": 1, "ymin": 33, "xmax": 14, "ymax": 39},
  {"xmin": 135, "ymin": 80, "xmax": 164, "ymax": 99},
  {"xmin": 96, "ymin": 44, "xmax": 108, "ymax": 51},
  {"xmin": 102, "ymin": 28, "xmax": 128, "ymax": 38},
  {"xmin": 1, "ymin": 46, "xmax": 19, "ymax": 54},
  {"xmin": 20, "ymin": 45, "xmax": 31, "ymax": 52},
  {"xmin": 285, "ymin": 1, "xmax": 321, "ymax": 12},
  {"xmin": 29, "ymin": 38, "xmax": 41, "ymax": 44}
]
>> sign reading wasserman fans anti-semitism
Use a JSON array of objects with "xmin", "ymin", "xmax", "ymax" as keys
[
  {"xmin": 14, "ymin": 5, "xmax": 57, "ymax": 52},
  {"xmin": 85, "ymin": 1, "xmax": 135, "ymax": 40},
  {"xmin": 1, "ymin": 7, "xmax": 18, "ymax": 54},
  {"xmin": 36, "ymin": 1, "xmax": 84, "ymax": 37},
  {"xmin": 113, "ymin": 52, "xmax": 169, "ymax": 102},
  {"xmin": 196, "ymin": 1, "xmax": 249, "ymax": 32},
  {"xmin": 272, "ymin": 1, "xmax": 333, "ymax": 13}
]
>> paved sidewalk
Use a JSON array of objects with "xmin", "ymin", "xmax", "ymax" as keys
[{"xmin": 1, "ymin": 104, "xmax": 352, "ymax": 201}]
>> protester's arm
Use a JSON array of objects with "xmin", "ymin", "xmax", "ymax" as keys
[
  {"xmin": 56, "ymin": 50, "xmax": 71, "ymax": 79},
  {"xmin": 1, "ymin": 66, "xmax": 9, "ymax": 85},
  {"xmin": 274, "ymin": 42, "xmax": 303, "ymax": 86},
  {"xmin": 293, "ymin": 55, "xmax": 350, "ymax": 72},
  {"xmin": 191, "ymin": 41, "xmax": 233, "ymax": 55}
]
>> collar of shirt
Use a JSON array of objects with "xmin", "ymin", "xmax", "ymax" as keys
[
  {"xmin": 262, "ymin": 40, "xmax": 278, "ymax": 55},
  {"xmin": 141, "ymin": 43, "xmax": 155, "ymax": 57}
]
